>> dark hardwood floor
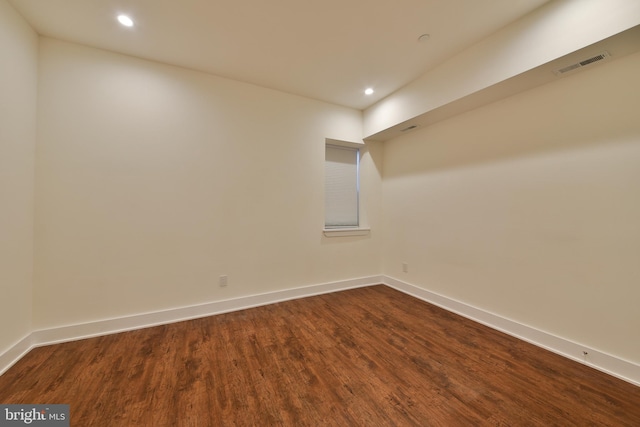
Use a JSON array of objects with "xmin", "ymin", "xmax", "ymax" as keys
[{"xmin": 1, "ymin": 285, "xmax": 639, "ymax": 426}]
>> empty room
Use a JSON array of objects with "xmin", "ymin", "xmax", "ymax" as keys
[{"xmin": 1, "ymin": 0, "xmax": 639, "ymax": 425}]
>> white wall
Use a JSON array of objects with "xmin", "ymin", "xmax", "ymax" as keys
[
  {"xmin": 382, "ymin": 52, "xmax": 640, "ymax": 365},
  {"xmin": 34, "ymin": 38, "xmax": 381, "ymax": 329},
  {"xmin": 0, "ymin": 0, "xmax": 37, "ymax": 356}
]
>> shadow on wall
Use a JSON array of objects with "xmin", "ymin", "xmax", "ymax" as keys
[{"xmin": 382, "ymin": 52, "xmax": 640, "ymax": 179}]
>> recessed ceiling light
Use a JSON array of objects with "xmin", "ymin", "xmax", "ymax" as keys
[
  {"xmin": 364, "ymin": 88, "xmax": 374, "ymax": 95},
  {"xmin": 117, "ymin": 15, "xmax": 134, "ymax": 27}
]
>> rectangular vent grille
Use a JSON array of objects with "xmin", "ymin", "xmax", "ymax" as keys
[{"xmin": 554, "ymin": 51, "xmax": 610, "ymax": 75}]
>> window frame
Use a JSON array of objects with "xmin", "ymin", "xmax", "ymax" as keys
[{"xmin": 323, "ymin": 138, "xmax": 370, "ymax": 237}]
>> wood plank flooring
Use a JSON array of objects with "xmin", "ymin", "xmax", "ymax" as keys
[{"xmin": 1, "ymin": 285, "xmax": 639, "ymax": 426}]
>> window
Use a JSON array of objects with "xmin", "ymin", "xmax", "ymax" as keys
[{"xmin": 325, "ymin": 143, "xmax": 359, "ymax": 228}]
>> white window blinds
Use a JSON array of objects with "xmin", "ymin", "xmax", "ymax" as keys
[{"xmin": 325, "ymin": 144, "xmax": 359, "ymax": 228}]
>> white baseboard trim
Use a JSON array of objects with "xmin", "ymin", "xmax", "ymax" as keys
[
  {"xmin": 383, "ymin": 275, "xmax": 640, "ymax": 387},
  {"xmin": 0, "ymin": 275, "xmax": 382, "ymax": 376},
  {"xmin": 3, "ymin": 274, "xmax": 638, "ymax": 388},
  {"xmin": 0, "ymin": 334, "xmax": 33, "ymax": 377}
]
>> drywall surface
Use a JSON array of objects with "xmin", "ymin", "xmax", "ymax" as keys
[
  {"xmin": 34, "ymin": 38, "xmax": 381, "ymax": 328},
  {"xmin": 0, "ymin": 0, "xmax": 37, "ymax": 354},
  {"xmin": 364, "ymin": 0, "xmax": 640, "ymax": 137},
  {"xmin": 381, "ymin": 51, "xmax": 640, "ymax": 364}
]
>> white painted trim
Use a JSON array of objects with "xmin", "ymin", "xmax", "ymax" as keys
[
  {"xmin": 323, "ymin": 227, "xmax": 370, "ymax": 237},
  {"xmin": 0, "ymin": 276, "xmax": 383, "ymax": 376},
  {"xmin": 3, "ymin": 275, "xmax": 638, "ymax": 388},
  {"xmin": 32, "ymin": 275, "xmax": 382, "ymax": 346},
  {"xmin": 383, "ymin": 275, "xmax": 640, "ymax": 387},
  {"xmin": 0, "ymin": 334, "xmax": 33, "ymax": 377}
]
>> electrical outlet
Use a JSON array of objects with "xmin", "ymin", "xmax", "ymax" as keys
[
  {"xmin": 402, "ymin": 263, "xmax": 409, "ymax": 273},
  {"xmin": 219, "ymin": 275, "xmax": 228, "ymax": 287}
]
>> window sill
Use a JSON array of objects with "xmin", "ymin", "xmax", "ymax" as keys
[{"xmin": 323, "ymin": 227, "xmax": 371, "ymax": 237}]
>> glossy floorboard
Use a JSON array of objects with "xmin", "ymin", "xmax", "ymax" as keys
[{"xmin": 1, "ymin": 285, "xmax": 639, "ymax": 426}]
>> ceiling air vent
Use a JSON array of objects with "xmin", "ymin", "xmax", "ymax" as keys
[{"xmin": 553, "ymin": 51, "xmax": 610, "ymax": 75}]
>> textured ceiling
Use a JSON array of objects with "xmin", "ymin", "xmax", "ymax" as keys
[{"xmin": 9, "ymin": 0, "xmax": 550, "ymax": 109}]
